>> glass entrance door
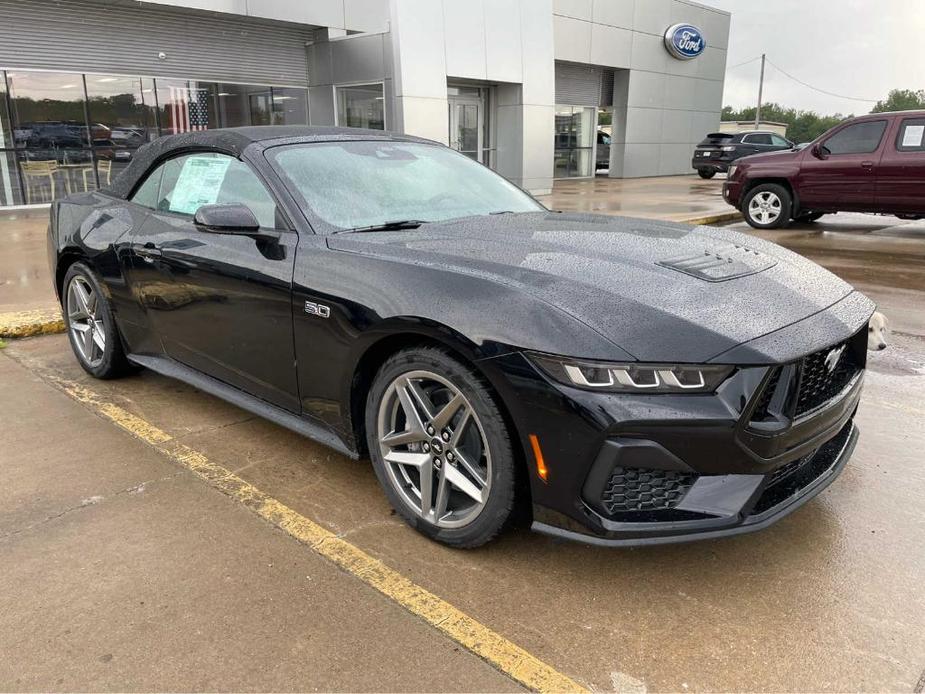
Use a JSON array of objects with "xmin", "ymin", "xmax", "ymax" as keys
[
  {"xmin": 448, "ymin": 94, "xmax": 484, "ymax": 163},
  {"xmin": 554, "ymin": 105, "xmax": 595, "ymax": 178}
]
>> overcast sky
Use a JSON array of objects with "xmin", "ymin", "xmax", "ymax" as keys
[{"xmin": 698, "ymin": 0, "xmax": 925, "ymax": 116}]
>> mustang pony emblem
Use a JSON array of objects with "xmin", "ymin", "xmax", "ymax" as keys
[{"xmin": 824, "ymin": 345, "xmax": 846, "ymax": 374}]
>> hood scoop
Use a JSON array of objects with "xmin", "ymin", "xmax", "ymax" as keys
[{"xmin": 657, "ymin": 242, "xmax": 777, "ymax": 282}]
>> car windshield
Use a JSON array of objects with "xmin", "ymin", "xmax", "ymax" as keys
[{"xmin": 269, "ymin": 141, "xmax": 544, "ymax": 231}]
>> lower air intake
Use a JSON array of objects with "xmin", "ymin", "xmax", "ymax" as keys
[{"xmin": 601, "ymin": 467, "xmax": 696, "ymax": 514}]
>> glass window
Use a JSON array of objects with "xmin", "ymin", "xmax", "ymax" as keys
[
  {"xmin": 0, "ymin": 72, "xmax": 17, "ymax": 206},
  {"xmin": 770, "ymin": 134, "xmax": 791, "ymax": 147},
  {"xmin": 85, "ymin": 74, "xmax": 158, "ymax": 183},
  {"xmin": 447, "ymin": 86, "xmax": 481, "ymax": 98},
  {"xmin": 152, "ymin": 80, "xmax": 308, "ymax": 134},
  {"xmin": 0, "ymin": 71, "xmax": 12, "ymax": 149},
  {"xmin": 896, "ymin": 118, "xmax": 925, "ymax": 152},
  {"xmin": 270, "ymin": 87, "xmax": 308, "ymax": 125},
  {"xmin": 136, "ymin": 152, "xmax": 278, "ymax": 228},
  {"xmin": 6, "ymin": 71, "xmax": 89, "ymax": 150},
  {"xmin": 212, "ymin": 82, "xmax": 250, "ymax": 128},
  {"xmin": 154, "ymin": 79, "xmax": 214, "ymax": 135},
  {"xmin": 744, "ymin": 133, "xmax": 772, "ymax": 145},
  {"xmin": 130, "ymin": 165, "xmax": 162, "ymax": 209},
  {"xmin": 823, "ymin": 120, "xmax": 887, "ymax": 155},
  {"xmin": 554, "ymin": 105, "xmax": 594, "ymax": 178},
  {"xmin": 269, "ymin": 141, "xmax": 543, "ymax": 231},
  {"xmin": 337, "ymin": 84, "xmax": 385, "ymax": 130}
]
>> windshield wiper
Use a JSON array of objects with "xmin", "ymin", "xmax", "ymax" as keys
[{"xmin": 336, "ymin": 219, "xmax": 428, "ymax": 234}]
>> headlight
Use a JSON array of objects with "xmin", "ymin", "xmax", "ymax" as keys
[
  {"xmin": 721, "ymin": 145, "xmax": 736, "ymax": 152},
  {"xmin": 727, "ymin": 164, "xmax": 737, "ymax": 178},
  {"xmin": 528, "ymin": 354, "xmax": 734, "ymax": 394}
]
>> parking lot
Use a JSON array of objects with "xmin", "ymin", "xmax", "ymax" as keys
[{"xmin": 2, "ymin": 183, "xmax": 924, "ymax": 692}]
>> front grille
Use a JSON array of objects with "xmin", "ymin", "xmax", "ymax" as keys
[
  {"xmin": 751, "ymin": 422, "xmax": 852, "ymax": 515},
  {"xmin": 795, "ymin": 341, "xmax": 859, "ymax": 416},
  {"xmin": 601, "ymin": 467, "xmax": 696, "ymax": 515}
]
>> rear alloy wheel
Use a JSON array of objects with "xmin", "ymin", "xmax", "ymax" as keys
[
  {"xmin": 697, "ymin": 168, "xmax": 716, "ymax": 179},
  {"xmin": 743, "ymin": 183, "xmax": 792, "ymax": 229},
  {"xmin": 366, "ymin": 348, "xmax": 516, "ymax": 547},
  {"xmin": 63, "ymin": 262, "xmax": 131, "ymax": 379}
]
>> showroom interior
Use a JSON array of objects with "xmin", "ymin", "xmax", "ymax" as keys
[{"xmin": 0, "ymin": 0, "xmax": 730, "ymax": 206}]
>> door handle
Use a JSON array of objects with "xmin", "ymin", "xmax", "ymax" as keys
[{"xmin": 861, "ymin": 161, "xmax": 875, "ymax": 169}]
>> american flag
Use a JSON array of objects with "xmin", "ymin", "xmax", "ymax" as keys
[{"xmin": 167, "ymin": 85, "xmax": 210, "ymax": 134}]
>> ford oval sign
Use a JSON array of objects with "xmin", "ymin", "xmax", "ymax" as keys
[{"xmin": 664, "ymin": 23, "xmax": 705, "ymax": 60}]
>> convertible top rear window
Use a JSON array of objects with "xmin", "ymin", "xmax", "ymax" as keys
[{"xmin": 269, "ymin": 141, "xmax": 542, "ymax": 231}]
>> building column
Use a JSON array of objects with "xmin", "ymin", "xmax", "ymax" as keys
[
  {"xmin": 608, "ymin": 70, "xmax": 630, "ymax": 178},
  {"xmin": 387, "ymin": 0, "xmax": 449, "ymax": 145},
  {"xmin": 385, "ymin": 0, "xmax": 554, "ymax": 194}
]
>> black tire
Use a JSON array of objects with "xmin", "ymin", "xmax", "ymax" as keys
[
  {"xmin": 365, "ymin": 347, "xmax": 516, "ymax": 548},
  {"xmin": 62, "ymin": 262, "xmax": 132, "ymax": 379},
  {"xmin": 697, "ymin": 168, "xmax": 716, "ymax": 179},
  {"xmin": 742, "ymin": 183, "xmax": 792, "ymax": 229},
  {"xmin": 794, "ymin": 211, "xmax": 824, "ymax": 223}
]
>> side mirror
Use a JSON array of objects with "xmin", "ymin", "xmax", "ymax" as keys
[
  {"xmin": 193, "ymin": 203, "xmax": 279, "ymax": 241},
  {"xmin": 811, "ymin": 143, "xmax": 827, "ymax": 159},
  {"xmin": 194, "ymin": 203, "xmax": 259, "ymax": 232}
]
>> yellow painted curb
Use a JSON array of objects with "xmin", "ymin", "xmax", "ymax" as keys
[
  {"xmin": 0, "ymin": 308, "xmax": 65, "ymax": 338},
  {"xmin": 14, "ymin": 357, "xmax": 589, "ymax": 694},
  {"xmin": 682, "ymin": 210, "xmax": 743, "ymax": 226}
]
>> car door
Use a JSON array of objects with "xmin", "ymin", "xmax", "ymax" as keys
[
  {"xmin": 876, "ymin": 116, "xmax": 925, "ymax": 214},
  {"xmin": 125, "ymin": 151, "xmax": 301, "ymax": 412},
  {"xmin": 738, "ymin": 133, "xmax": 775, "ymax": 157},
  {"xmin": 796, "ymin": 119, "xmax": 888, "ymax": 210}
]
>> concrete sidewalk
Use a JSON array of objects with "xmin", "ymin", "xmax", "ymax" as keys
[{"xmin": 0, "ymin": 350, "xmax": 519, "ymax": 692}]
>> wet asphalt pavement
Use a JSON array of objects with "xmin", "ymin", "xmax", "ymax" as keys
[{"xmin": 2, "ymin": 200, "xmax": 924, "ymax": 691}]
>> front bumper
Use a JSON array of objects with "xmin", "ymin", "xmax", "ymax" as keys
[
  {"xmin": 723, "ymin": 177, "xmax": 743, "ymax": 207},
  {"xmin": 533, "ymin": 420, "xmax": 857, "ymax": 546},
  {"xmin": 487, "ymin": 330, "xmax": 867, "ymax": 547}
]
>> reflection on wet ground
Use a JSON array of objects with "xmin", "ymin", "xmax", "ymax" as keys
[{"xmin": 536, "ymin": 174, "xmax": 731, "ymax": 221}]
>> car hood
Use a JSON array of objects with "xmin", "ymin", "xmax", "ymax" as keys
[
  {"xmin": 327, "ymin": 212, "xmax": 857, "ymax": 363},
  {"xmin": 738, "ymin": 148, "xmax": 802, "ymax": 165}
]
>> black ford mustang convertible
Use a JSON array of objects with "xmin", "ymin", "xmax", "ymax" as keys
[{"xmin": 49, "ymin": 126, "xmax": 874, "ymax": 547}]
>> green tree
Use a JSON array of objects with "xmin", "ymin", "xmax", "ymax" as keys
[
  {"xmin": 721, "ymin": 101, "xmax": 851, "ymax": 143},
  {"xmin": 871, "ymin": 89, "xmax": 925, "ymax": 113}
]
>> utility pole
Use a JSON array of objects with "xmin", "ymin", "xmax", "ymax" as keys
[{"xmin": 754, "ymin": 53, "xmax": 766, "ymax": 129}]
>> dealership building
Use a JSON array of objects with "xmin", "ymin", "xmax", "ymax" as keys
[{"xmin": 0, "ymin": 0, "xmax": 730, "ymax": 207}]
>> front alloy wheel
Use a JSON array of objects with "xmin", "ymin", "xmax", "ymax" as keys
[
  {"xmin": 743, "ymin": 183, "xmax": 792, "ymax": 229},
  {"xmin": 377, "ymin": 370, "xmax": 490, "ymax": 527},
  {"xmin": 366, "ymin": 348, "xmax": 516, "ymax": 547}
]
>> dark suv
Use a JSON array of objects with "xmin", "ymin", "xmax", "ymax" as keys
[
  {"xmin": 724, "ymin": 111, "xmax": 925, "ymax": 229},
  {"xmin": 692, "ymin": 131, "xmax": 794, "ymax": 178}
]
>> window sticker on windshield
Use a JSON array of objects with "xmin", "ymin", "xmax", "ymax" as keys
[
  {"xmin": 901, "ymin": 125, "xmax": 924, "ymax": 148},
  {"xmin": 169, "ymin": 156, "xmax": 231, "ymax": 214}
]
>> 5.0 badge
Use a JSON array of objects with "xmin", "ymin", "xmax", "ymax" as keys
[{"xmin": 304, "ymin": 301, "xmax": 331, "ymax": 318}]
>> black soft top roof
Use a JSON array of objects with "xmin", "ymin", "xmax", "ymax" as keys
[{"xmin": 103, "ymin": 126, "xmax": 437, "ymax": 199}]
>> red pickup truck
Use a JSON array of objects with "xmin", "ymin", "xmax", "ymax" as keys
[{"xmin": 723, "ymin": 111, "xmax": 925, "ymax": 229}]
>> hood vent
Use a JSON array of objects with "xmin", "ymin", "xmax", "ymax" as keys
[{"xmin": 657, "ymin": 243, "xmax": 777, "ymax": 282}]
